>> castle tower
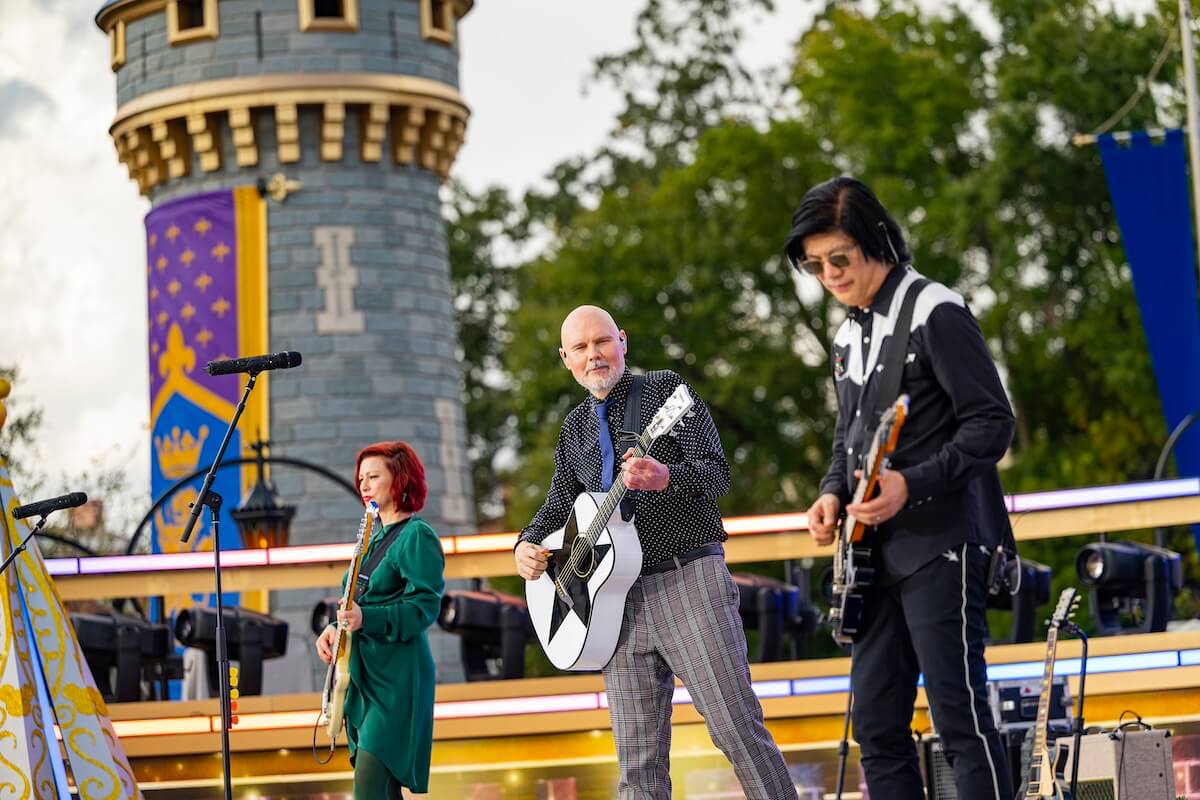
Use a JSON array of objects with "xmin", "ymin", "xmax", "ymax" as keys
[{"xmin": 95, "ymin": 0, "xmax": 476, "ymax": 687}]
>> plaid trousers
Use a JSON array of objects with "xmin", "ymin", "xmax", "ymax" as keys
[{"xmin": 602, "ymin": 554, "xmax": 797, "ymax": 799}]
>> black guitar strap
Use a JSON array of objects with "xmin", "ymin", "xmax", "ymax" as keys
[
  {"xmin": 617, "ymin": 372, "xmax": 648, "ymax": 522},
  {"xmin": 863, "ymin": 277, "xmax": 929, "ymax": 440},
  {"xmin": 353, "ymin": 518, "xmax": 411, "ymax": 602}
]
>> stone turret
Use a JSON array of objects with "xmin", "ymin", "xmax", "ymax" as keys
[{"xmin": 96, "ymin": 0, "xmax": 477, "ymax": 688}]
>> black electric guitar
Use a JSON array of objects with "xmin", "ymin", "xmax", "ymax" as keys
[
  {"xmin": 829, "ymin": 394, "xmax": 908, "ymax": 646},
  {"xmin": 1024, "ymin": 587, "xmax": 1079, "ymax": 799}
]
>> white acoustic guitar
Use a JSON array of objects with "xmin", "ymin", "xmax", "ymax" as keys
[
  {"xmin": 526, "ymin": 384, "xmax": 695, "ymax": 671},
  {"xmin": 319, "ymin": 500, "xmax": 379, "ymax": 743}
]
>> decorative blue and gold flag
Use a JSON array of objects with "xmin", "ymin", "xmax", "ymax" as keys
[{"xmin": 144, "ymin": 187, "xmax": 269, "ymax": 617}]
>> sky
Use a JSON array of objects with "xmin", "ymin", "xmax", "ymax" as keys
[
  {"xmin": 0, "ymin": 0, "xmax": 816, "ymax": 520},
  {"xmin": 0, "ymin": 0, "xmax": 1162, "ymax": 526}
]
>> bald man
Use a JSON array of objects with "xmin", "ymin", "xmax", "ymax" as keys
[{"xmin": 516, "ymin": 306, "xmax": 796, "ymax": 800}]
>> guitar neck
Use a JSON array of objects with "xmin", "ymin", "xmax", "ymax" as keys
[
  {"xmin": 1031, "ymin": 627, "xmax": 1060, "ymax": 755},
  {"xmin": 584, "ymin": 432, "xmax": 652, "ymax": 541}
]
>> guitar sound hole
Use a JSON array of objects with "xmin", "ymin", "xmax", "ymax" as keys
[{"xmin": 571, "ymin": 541, "xmax": 595, "ymax": 579}]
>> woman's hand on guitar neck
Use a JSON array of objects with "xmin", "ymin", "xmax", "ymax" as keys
[
  {"xmin": 337, "ymin": 601, "xmax": 363, "ymax": 632},
  {"xmin": 806, "ymin": 494, "xmax": 841, "ymax": 546},
  {"xmin": 845, "ymin": 468, "xmax": 909, "ymax": 527}
]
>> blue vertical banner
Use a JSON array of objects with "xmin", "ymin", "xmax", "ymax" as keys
[
  {"xmin": 144, "ymin": 187, "xmax": 270, "ymax": 620},
  {"xmin": 1099, "ymin": 129, "xmax": 1200, "ymax": 549}
]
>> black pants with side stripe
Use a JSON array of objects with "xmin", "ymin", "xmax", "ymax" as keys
[{"xmin": 850, "ymin": 543, "xmax": 1012, "ymax": 800}]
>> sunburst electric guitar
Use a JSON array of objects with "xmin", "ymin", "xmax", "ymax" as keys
[
  {"xmin": 319, "ymin": 500, "xmax": 379, "ymax": 743},
  {"xmin": 1024, "ymin": 587, "xmax": 1080, "ymax": 799},
  {"xmin": 829, "ymin": 394, "xmax": 909, "ymax": 646},
  {"xmin": 526, "ymin": 384, "xmax": 695, "ymax": 671}
]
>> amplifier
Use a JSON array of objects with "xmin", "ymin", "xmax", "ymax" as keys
[{"xmin": 1056, "ymin": 729, "xmax": 1176, "ymax": 800}]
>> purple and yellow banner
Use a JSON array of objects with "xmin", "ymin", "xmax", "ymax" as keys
[{"xmin": 145, "ymin": 187, "xmax": 268, "ymax": 617}]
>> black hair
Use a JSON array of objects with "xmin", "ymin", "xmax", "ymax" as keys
[{"xmin": 783, "ymin": 176, "xmax": 911, "ymax": 269}]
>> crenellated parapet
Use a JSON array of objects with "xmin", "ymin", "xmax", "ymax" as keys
[{"xmin": 109, "ymin": 73, "xmax": 469, "ymax": 194}]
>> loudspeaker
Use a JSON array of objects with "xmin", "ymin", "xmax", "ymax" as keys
[{"xmin": 1057, "ymin": 729, "xmax": 1176, "ymax": 800}]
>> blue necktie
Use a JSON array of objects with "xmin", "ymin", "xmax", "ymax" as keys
[{"xmin": 596, "ymin": 400, "xmax": 615, "ymax": 491}]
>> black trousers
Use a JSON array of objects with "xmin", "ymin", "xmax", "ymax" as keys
[{"xmin": 850, "ymin": 542, "xmax": 1012, "ymax": 800}]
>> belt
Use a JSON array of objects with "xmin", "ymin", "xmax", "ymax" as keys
[{"xmin": 641, "ymin": 542, "xmax": 724, "ymax": 576}]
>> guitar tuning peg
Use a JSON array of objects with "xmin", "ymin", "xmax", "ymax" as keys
[{"xmin": 685, "ymin": 410, "xmax": 696, "ymax": 417}]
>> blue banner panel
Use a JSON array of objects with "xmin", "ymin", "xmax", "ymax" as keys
[{"xmin": 1099, "ymin": 129, "xmax": 1200, "ymax": 547}]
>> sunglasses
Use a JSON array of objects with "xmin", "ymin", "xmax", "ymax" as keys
[{"xmin": 791, "ymin": 244, "xmax": 859, "ymax": 276}]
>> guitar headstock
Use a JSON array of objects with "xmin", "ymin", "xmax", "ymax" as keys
[
  {"xmin": 645, "ymin": 384, "xmax": 695, "ymax": 439},
  {"xmin": 1048, "ymin": 587, "xmax": 1079, "ymax": 631},
  {"xmin": 876, "ymin": 394, "xmax": 910, "ymax": 441}
]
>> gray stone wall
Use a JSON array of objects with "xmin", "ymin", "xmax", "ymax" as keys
[
  {"xmin": 135, "ymin": 7, "xmax": 476, "ymax": 690},
  {"xmin": 116, "ymin": 0, "xmax": 461, "ymax": 107}
]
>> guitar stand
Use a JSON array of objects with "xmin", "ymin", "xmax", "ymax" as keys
[{"xmin": 1063, "ymin": 622, "xmax": 1089, "ymax": 800}]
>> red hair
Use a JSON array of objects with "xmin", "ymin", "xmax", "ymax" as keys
[{"xmin": 354, "ymin": 440, "xmax": 427, "ymax": 513}]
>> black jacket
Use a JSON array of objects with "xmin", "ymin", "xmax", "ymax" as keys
[{"xmin": 820, "ymin": 266, "xmax": 1015, "ymax": 583}]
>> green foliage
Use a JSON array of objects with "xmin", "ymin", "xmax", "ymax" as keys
[{"xmin": 443, "ymin": 0, "xmax": 1199, "ymax": 662}]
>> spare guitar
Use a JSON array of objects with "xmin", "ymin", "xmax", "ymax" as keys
[
  {"xmin": 319, "ymin": 500, "xmax": 379, "ymax": 745},
  {"xmin": 829, "ymin": 394, "xmax": 909, "ymax": 646},
  {"xmin": 526, "ymin": 384, "xmax": 695, "ymax": 670},
  {"xmin": 1024, "ymin": 587, "xmax": 1080, "ymax": 799}
]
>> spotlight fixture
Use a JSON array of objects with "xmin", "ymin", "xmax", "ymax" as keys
[
  {"xmin": 985, "ymin": 557, "xmax": 1052, "ymax": 644},
  {"xmin": 174, "ymin": 605, "xmax": 289, "ymax": 695},
  {"xmin": 70, "ymin": 611, "xmax": 178, "ymax": 702},
  {"xmin": 310, "ymin": 597, "xmax": 340, "ymax": 636},
  {"xmin": 1075, "ymin": 541, "xmax": 1182, "ymax": 635},
  {"xmin": 437, "ymin": 590, "xmax": 532, "ymax": 681},
  {"xmin": 731, "ymin": 573, "xmax": 819, "ymax": 662}
]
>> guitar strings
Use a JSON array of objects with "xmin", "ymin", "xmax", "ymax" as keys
[{"xmin": 554, "ymin": 433, "xmax": 651, "ymax": 594}]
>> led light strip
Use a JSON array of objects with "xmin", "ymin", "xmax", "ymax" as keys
[
  {"xmin": 105, "ymin": 649, "xmax": 1194, "ymax": 737},
  {"xmin": 42, "ymin": 477, "xmax": 1200, "ymax": 578}
]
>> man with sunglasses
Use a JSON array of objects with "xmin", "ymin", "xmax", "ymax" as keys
[{"xmin": 784, "ymin": 176, "xmax": 1016, "ymax": 800}]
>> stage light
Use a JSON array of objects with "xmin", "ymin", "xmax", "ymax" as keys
[
  {"xmin": 310, "ymin": 597, "xmax": 340, "ymax": 636},
  {"xmin": 174, "ymin": 605, "xmax": 289, "ymax": 695},
  {"xmin": 731, "ymin": 573, "xmax": 808, "ymax": 662},
  {"xmin": 70, "ymin": 611, "xmax": 178, "ymax": 702},
  {"xmin": 1075, "ymin": 541, "xmax": 1182, "ymax": 635},
  {"xmin": 985, "ymin": 557, "xmax": 1052, "ymax": 644},
  {"xmin": 437, "ymin": 590, "xmax": 532, "ymax": 681}
]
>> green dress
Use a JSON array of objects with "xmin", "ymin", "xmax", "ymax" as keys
[{"xmin": 342, "ymin": 516, "xmax": 445, "ymax": 793}]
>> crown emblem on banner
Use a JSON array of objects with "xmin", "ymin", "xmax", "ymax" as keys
[{"xmin": 154, "ymin": 425, "xmax": 209, "ymax": 479}]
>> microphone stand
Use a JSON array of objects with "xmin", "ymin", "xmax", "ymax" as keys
[
  {"xmin": 179, "ymin": 371, "xmax": 260, "ymax": 800},
  {"xmin": 0, "ymin": 515, "xmax": 50, "ymax": 575},
  {"xmin": 835, "ymin": 677, "xmax": 854, "ymax": 799}
]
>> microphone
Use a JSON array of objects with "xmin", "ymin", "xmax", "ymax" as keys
[
  {"xmin": 205, "ymin": 351, "xmax": 302, "ymax": 376},
  {"xmin": 13, "ymin": 492, "xmax": 88, "ymax": 520}
]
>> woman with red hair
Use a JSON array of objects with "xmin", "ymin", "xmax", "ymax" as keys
[{"xmin": 316, "ymin": 440, "xmax": 444, "ymax": 799}]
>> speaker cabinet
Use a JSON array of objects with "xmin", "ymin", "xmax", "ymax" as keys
[{"xmin": 1056, "ymin": 729, "xmax": 1176, "ymax": 800}]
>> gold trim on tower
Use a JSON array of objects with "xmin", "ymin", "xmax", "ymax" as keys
[
  {"xmin": 166, "ymin": 0, "xmax": 219, "ymax": 45},
  {"xmin": 297, "ymin": 0, "xmax": 360, "ymax": 32},
  {"xmin": 108, "ymin": 73, "xmax": 471, "ymax": 194}
]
